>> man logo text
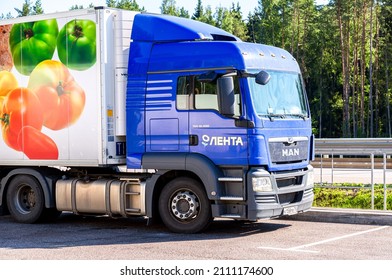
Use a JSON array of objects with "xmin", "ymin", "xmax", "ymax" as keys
[{"xmin": 282, "ymin": 148, "xmax": 299, "ymax": 157}]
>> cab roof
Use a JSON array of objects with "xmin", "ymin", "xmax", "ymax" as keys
[
  {"xmin": 132, "ymin": 13, "xmax": 240, "ymax": 42},
  {"xmin": 131, "ymin": 13, "xmax": 300, "ymax": 74}
]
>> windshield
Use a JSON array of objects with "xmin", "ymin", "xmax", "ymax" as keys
[{"xmin": 248, "ymin": 71, "xmax": 308, "ymax": 119}]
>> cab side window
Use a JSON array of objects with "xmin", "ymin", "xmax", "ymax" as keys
[
  {"xmin": 176, "ymin": 74, "xmax": 241, "ymax": 117},
  {"xmin": 176, "ymin": 76, "xmax": 189, "ymax": 110},
  {"xmin": 194, "ymin": 79, "xmax": 219, "ymax": 111}
]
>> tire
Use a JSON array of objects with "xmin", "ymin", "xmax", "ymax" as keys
[
  {"xmin": 159, "ymin": 177, "xmax": 212, "ymax": 233},
  {"xmin": 6, "ymin": 175, "xmax": 45, "ymax": 224}
]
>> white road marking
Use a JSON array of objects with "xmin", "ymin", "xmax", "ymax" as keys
[
  {"xmin": 259, "ymin": 225, "xmax": 390, "ymax": 253},
  {"xmin": 258, "ymin": 247, "xmax": 320, "ymax": 253}
]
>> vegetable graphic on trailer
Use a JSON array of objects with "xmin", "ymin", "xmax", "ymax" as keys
[
  {"xmin": 9, "ymin": 19, "xmax": 59, "ymax": 75},
  {"xmin": 57, "ymin": 19, "xmax": 96, "ymax": 71},
  {"xmin": 0, "ymin": 14, "xmax": 98, "ymax": 161}
]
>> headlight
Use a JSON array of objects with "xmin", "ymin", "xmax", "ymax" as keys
[
  {"xmin": 252, "ymin": 177, "xmax": 273, "ymax": 192},
  {"xmin": 307, "ymin": 166, "xmax": 314, "ymax": 188}
]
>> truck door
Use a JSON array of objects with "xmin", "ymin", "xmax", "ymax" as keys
[
  {"xmin": 146, "ymin": 74, "xmax": 189, "ymax": 153},
  {"xmin": 187, "ymin": 74, "xmax": 248, "ymax": 165}
]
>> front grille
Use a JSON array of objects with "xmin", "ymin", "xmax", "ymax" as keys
[
  {"xmin": 255, "ymin": 194, "xmax": 277, "ymax": 204},
  {"xmin": 278, "ymin": 191, "xmax": 303, "ymax": 205},
  {"xmin": 269, "ymin": 138, "xmax": 309, "ymax": 164},
  {"xmin": 276, "ymin": 175, "xmax": 303, "ymax": 188}
]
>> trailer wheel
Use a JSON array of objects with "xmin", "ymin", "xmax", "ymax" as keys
[
  {"xmin": 6, "ymin": 175, "xmax": 45, "ymax": 223},
  {"xmin": 159, "ymin": 177, "xmax": 212, "ymax": 233}
]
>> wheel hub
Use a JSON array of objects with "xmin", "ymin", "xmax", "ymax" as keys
[
  {"xmin": 171, "ymin": 191, "xmax": 199, "ymax": 220},
  {"xmin": 27, "ymin": 190, "xmax": 36, "ymax": 208},
  {"xmin": 17, "ymin": 186, "xmax": 35, "ymax": 213}
]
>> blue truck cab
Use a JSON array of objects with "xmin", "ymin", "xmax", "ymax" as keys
[
  {"xmin": 0, "ymin": 8, "xmax": 313, "ymax": 234},
  {"xmin": 126, "ymin": 14, "xmax": 314, "ymax": 233}
]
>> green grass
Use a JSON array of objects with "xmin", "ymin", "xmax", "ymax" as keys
[{"xmin": 313, "ymin": 183, "xmax": 392, "ymax": 210}]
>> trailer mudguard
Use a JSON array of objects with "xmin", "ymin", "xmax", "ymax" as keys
[{"xmin": 0, "ymin": 168, "xmax": 57, "ymax": 209}]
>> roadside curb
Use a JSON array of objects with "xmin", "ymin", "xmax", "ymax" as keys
[{"xmin": 280, "ymin": 207, "xmax": 392, "ymax": 226}]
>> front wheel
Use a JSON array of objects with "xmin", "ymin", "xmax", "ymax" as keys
[{"xmin": 159, "ymin": 177, "xmax": 212, "ymax": 233}]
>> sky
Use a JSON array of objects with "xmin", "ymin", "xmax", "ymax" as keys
[{"xmin": 1, "ymin": 0, "xmax": 329, "ymax": 18}]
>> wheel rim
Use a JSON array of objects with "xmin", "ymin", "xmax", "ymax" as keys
[
  {"xmin": 14, "ymin": 185, "xmax": 36, "ymax": 214},
  {"xmin": 170, "ymin": 190, "xmax": 200, "ymax": 222}
]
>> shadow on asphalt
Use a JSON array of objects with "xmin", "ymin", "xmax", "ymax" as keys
[{"xmin": 0, "ymin": 213, "xmax": 291, "ymax": 249}]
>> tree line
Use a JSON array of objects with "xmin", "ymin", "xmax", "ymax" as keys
[{"xmin": 1, "ymin": 0, "xmax": 391, "ymax": 138}]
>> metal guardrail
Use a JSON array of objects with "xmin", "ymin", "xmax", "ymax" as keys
[
  {"xmin": 315, "ymin": 138, "xmax": 392, "ymax": 155},
  {"xmin": 314, "ymin": 138, "xmax": 391, "ymax": 210}
]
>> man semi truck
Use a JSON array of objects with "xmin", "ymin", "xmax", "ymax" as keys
[{"xmin": 0, "ymin": 7, "xmax": 314, "ymax": 233}]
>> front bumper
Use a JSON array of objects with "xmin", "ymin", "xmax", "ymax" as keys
[{"xmin": 247, "ymin": 165, "xmax": 314, "ymax": 220}]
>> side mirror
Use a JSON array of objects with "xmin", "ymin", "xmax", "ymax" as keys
[
  {"xmin": 217, "ymin": 76, "xmax": 235, "ymax": 116},
  {"xmin": 255, "ymin": 70, "xmax": 271, "ymax": 85}
]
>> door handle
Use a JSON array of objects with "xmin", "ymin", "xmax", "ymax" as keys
[{"xmin": 189, "ymin": 135, "xmax": 198, "ymax": 146}]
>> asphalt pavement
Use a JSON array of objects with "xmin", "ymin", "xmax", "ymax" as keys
[
  {"xmin": 283, "ymin": 206, "xmax": 392, "ymax": 226},
  {"xmin": 1, "ymin": 206, "xmax": 392, "ymax": 260}
]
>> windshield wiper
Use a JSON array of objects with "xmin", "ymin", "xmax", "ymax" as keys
[
  {"xmin": 261, "ymin": 113, "xmax": 286, "ymax": 121},
  {"xmin": 285, "ymin": 113, "xmax": 307, "ymax": 120},
  {"xmin": 261, "ymin": 113, "xmax": 307, "ymax": 121}
]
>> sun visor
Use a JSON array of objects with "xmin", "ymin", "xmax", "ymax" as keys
[{"xmin": 131, "ymin": 13, "xmax": 240, "ymax": 42}]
